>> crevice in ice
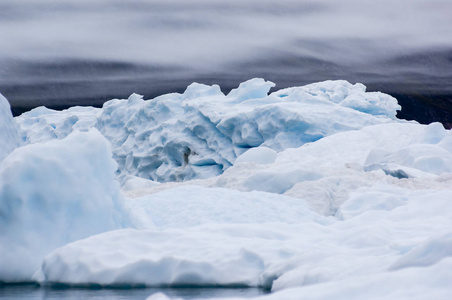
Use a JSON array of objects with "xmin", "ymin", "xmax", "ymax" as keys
[{"xmin": 383, "ymin": 169, "xmax": 410, "ymax": 179}]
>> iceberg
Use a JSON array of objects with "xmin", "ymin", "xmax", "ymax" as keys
[
  {"xmin": 0, "ymin": 79, "xmax": 451, "ymax": 300},
  {"xmin": 0, "ymin": 129, "xmax": 129, "ymax": 282},
  {"xmin": 16, "ymin": 79, "xmax": 401, "ymax": 183}
]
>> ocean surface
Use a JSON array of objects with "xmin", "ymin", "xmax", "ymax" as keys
[{"xmin": 0, "ymin": 0, "xmax": 451, "ymax": 126}]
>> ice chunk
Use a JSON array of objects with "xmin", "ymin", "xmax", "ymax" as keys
[
  {"xmin": 122, "ymin": 175, "xmax": 160, "ymax": 191},
  {"xmin": 125, "ymin": 185, "xmax": 325, "ymax": 230},
  {"xmin": 34, "ymin": 182, "xmax": 452, "ymax": 290},
  {"xmin": 340, "ymin": 91, "xmax": 401, "ymax": 119},
  {"xmin": 95, "ymin": 88, "xmax": 235, "ymax": 182},
  {"xmin": 227, "ymin": 78, "xmax": 275, "ymax": 101},
  {"xmin": 16, "ymin": 105, "xmax": 101, "ymax": 144},
  {"xmin": 364, "ymin": 144, "xmax": 452, "ymax": 176},
  {"xmin": 271, "ymin": 80, "xmax": 364, "ymax": 104},
  {"xmin": 35, "ymin": 228, "xmax": 267, "ymax": 287},
  {"xmin": 337, "ymin": 184, "xmax": 408, "ymax": 219},
  {"xmin": 244, "ymin": 169, "xmax": 322, "ymax": 194},
  {"xmin": 235, "ymin": 147, "xmax": 277, "ymax": 165},
  {"xmin": 272, "ymin": 80, "xmax": 400, "ymax": 119},
  {"xmin": 183, "ymin": 82, "xmax": 224, "ymax": 100},
  {"xmin": 389, "ymin": 233, "xmax": 452, "ymax": 270},
  {"xmin": 414, "ymin": 122, "xmax": 447, "ymax": 144},
  {"xmin": 0, "ymin": 129, "xmax": 128, "ymax": 282},
  {"xmin": 0, "ymin": 93, "xmax": 20, "ymax": 162},
  {"xmin": 127, "ymin": 93, "xmax": 145, "ymax": 105},
  {"xmin": 16, "ymin": 79, "xmax": 404, "ymax": 183}
]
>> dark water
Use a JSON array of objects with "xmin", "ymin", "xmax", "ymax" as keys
[{"xmin": 0, "ymin": 285, "xmax": 268, "ymax": 300}]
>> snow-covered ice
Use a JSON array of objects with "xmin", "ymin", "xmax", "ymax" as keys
[
  {"xmin": 0, "ymin": 129, "xmax": 129, "ymax": 282},
  {"xmin": 16, "ymin": 105, "xmax": 101, "ymax": 145},
  {"xmin": 16, "ymin": 79, "xmax": 400, "ymax": 183},
  {"xmin": 235, "ymin": 147, "xmax": 277, "ymax": 165},
  {"xmin": 1, "ymin": 79, "xmax": 451, "ymax": 299}
]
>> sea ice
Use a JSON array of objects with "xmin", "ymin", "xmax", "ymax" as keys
[
  {"xmin": 1, "ymin": 79, "xmax": 451, "ymax": 300},
  {"xmin": 34, "ymin": 121, "xmax": 452, "ymax": 288},
  {"xmin": 0, "ymin": 129, "xmax": 128, "ymax": 282},
  {"xmin": 15, "ymin": 79, "xmax": 402, "ymax": 183},
  {"xmin": 36, "ymin": 182, "xmax": 452, "ymax": 291}
]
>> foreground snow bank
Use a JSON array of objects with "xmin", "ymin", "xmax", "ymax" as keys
[
  {"xmin": 16, "ymin": 79, "xmax": 400, "ymax": 183},
  {"xmin": 0, "ymin": 129, "xmax": 128, "ymax": 282},
  {"xmin": 36, "ymin": 182, "xmax": 452, "ymax": 290},
  {"xmin": 36, "ymin": 186, "xmax": 331, "ymax": 286},
  {"xmin": 34, "ymin": 119, "xmax": 452, "ymax": 296}
]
